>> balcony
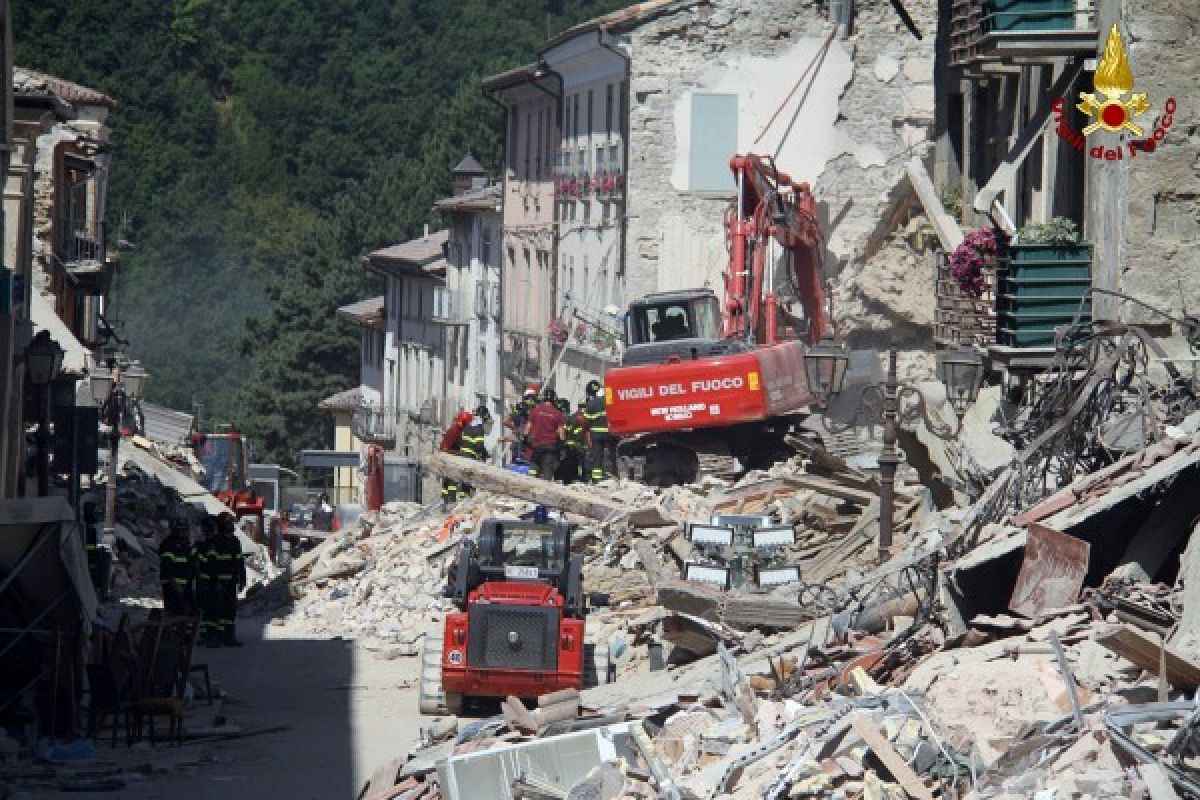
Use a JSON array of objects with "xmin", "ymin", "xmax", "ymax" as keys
[
  {"xmin": 949, "ymin": 0, "xmax": 1098, "ymax": 71},
  {"xmin": 431, "ymin": 286, "xmax": 471, "ymax": 326},
  {"xmin": 352, "ymin": 405, "xmax": 396, "ymax": 447}
]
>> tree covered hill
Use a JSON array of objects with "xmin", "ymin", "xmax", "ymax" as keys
[{"xmin": 14, "ymin": 0, "xmax": 621, "ymax": 464}]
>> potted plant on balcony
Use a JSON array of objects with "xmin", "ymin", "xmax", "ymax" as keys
[
  {"xmin": 1012, "ymin": 217, "xmax": 1088, "ymax": 261},
  {"xmin": 948, "ymin": 226, "xmax": 1002, "ymax": 299},
  {"xmin": 1000, "ymin": 217, "xmax": 1091, "ymax": 349},
  {"xmin": 547, "ymin": 318, "xmax": 569, "ymax": 345}
]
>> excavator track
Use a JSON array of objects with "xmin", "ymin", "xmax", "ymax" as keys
[{"xmin": 620, "ymin": 433, "xmax": 742, "ymax": 486}]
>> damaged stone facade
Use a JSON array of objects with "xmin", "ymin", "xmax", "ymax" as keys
[
  {"xmin": 1116, "ymin": 0, "xmax": 1200, "ymax": 329},
  {"xmin": 624, "ymin": 0, "xmax": 938, "ymax": 351}
]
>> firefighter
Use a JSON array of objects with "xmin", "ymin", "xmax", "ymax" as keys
[
  {"xmin": 503, "ymin": 387, "xmax": 538, "ymax": 465},
  {"xmin": 159, "ymin": 516, "xmax": 197, "ymax": 616},
  {"xmin": 556, "ymin": 397, "xmax": 584, "ymax": 483},
  {"xmin": 583, "ymin": 379, "xmax": 618, "ymax": 482},
  {"xmin": 82, "ymin": 501, "xmax": 110, "ymax": 600},
  {"xmin": 527, "ymin": 388, "xmax": 565, "ymax": 480},
  {"xmin": 453, "ymin": 406, "xmax": 491, "ymax": 499},
  {"xmin": 196, "ymin": 515, "xmax": 221, "ymax": 646},
  {"xmin": 440, "ymin": 409, "xmax": 474, "ymax": 506},
  {"xmin": 207, "ymin": 512, "xmax": 246, "ymax": 647}
]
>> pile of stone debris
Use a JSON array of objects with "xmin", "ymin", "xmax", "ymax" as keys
[{"xmin": 319, "ymin": 351, "xmax": 1200, "ymax": 798}]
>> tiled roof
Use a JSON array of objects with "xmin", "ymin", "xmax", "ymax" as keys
[
  {"xmin": 543, "ymin": 0, "xmax": 704, "ymax": 49},
  {"xmin": 434, "ymin": 184, "xmax": 502, "ymax": 213},
  {"xmin": 13, "ymin": 66, "xmax": 116, "ymax": 109},
  {"xmin": 482, "ymin": 63, "xmax": 539, "ymax": 91},
  {"xmin": 453, "ymin": 154, "xmax": 485, "ymax": 174},
  {"xmin": 318, "ymin": 386, "xmax": 365, "ymax": 412},
  {"xmin": 336, "ymin": 295, "xmax": 385, "ymax": 327},
  {"xmin": 367, "ymin": 229, "xmax": 449, "ymax": 267}
]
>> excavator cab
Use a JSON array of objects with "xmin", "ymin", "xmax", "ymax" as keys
[{"xmin": 622, "ymin": 289, "xmax": 751, "ymax": 367}]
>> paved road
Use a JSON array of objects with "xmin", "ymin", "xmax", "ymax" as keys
[{"xmin": 27, "ymin": 615, "xmax": 426, "ymax": 800}]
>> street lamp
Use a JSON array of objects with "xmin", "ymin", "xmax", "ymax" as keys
[
  {"xmin": 90, "ymin": 357, "xmax": 150, "ymax": 541},
  {"xmin": 25, "ymin": 331, "xmax": 65, "ymax": 496},
  {"xmin": 804, "ymin": 342, "xmax": 983, "ymax": 563}
]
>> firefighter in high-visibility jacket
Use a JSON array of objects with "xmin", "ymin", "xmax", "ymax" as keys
[
  {"xmin": 450, "ymin": 406, "xmax": 491, "ymax": 500},
  {"xmin": 557, "ymin": 398, "xmax": 584, "ymax": 484},
  {"xmin": 204, "ymin": 512, "xmax": 246, "ymax": 647},
  {"xmin": 159, "ymin": 516, "xmax": 197, "ymax": 616},
  {"xmin": 440, "ymin": 410, "xmax": 474, "ymax": 505},
  {"xmin": 583, "ymin": 379, "xmax": 617, "ymax": 482}
]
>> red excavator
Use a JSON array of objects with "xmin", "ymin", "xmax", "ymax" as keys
[
  {"xmin": 605, "ymin": 154, "xmax": 832, "ymax": 485},
  {"xmin": 190, "ymin": 427, "xmax": 266, "ymax": 539}
]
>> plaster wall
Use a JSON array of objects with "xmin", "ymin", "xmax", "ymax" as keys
[{"xmin": 627, "ymin": 0, "xmax": 937, "ymax": 337}]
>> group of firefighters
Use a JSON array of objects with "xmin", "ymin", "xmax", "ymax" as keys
[
  {"xmin": 439, "ymin": 379, "xmax": 617, "ymax": 504},
  {"xmin": 155, "ymin": 510, "xmax": 247, "ymax": 647}
]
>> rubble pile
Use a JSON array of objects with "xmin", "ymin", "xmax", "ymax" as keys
[{"xmin": 347, "ymin": 330, "xmax": 1200, "ymax": 799}]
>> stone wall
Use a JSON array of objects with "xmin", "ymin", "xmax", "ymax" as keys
[
  {"xmin": 625, "ymin": 0, "xmax": 938, "ymax": 350},
  {"xmin": 1119, "ymin": 0, "xmax": 1200, "ymax": 328}
]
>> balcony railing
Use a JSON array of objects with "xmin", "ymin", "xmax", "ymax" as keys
[
  {"xmin": 949, "ymin": 0, "xmax": 1098, "ymax": 70},
  {"xmin": 352, "ymin": 405, "xmax": 396, "ymax": 446}
]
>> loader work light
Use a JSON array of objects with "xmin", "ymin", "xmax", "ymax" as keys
[
  {"xmin": 684, "ymin": 562, "xmax": 731, "ymax": 589},
  {"xmin": 710, "ymin": 514, "xmax": 772, "ymax": 528},
  {"xmin": 757, "ymin": 566, "xmax": 801, "ymax": 587},
  {"xmin": 751, "ymin": 526, "xmax": 797, "ymax": 549},
  {"xmin": 687, "ymin": 523, "xmax": 734, "ymax": 547}
]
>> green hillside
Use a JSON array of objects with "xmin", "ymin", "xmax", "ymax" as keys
[{"xmin": 14, "ymin": 0, "xmax": 620, "ymax": 464}]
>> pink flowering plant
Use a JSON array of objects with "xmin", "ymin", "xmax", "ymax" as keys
[{"xmin": 948, "ymin": 226, "xmax": 1001, "ymax": 298}]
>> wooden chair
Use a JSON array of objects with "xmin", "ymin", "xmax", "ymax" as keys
[
  {"xmin": 130, "ymin": 616, "xmax": 199, "ymax": 746},
  {"xmin": 82, "ymin": 615, "xmax": 138, "ymax": 747}
]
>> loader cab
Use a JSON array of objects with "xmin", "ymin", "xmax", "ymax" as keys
[
  {"xmin": 449, "ymin": 519, "xmax": 582, "ymax": 616},
  {"xmin": 622, "ymin": 289, "xmax": 751, "ymax": 366}
]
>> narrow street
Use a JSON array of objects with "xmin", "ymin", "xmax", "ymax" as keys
[{"xmin": 21, "ymin": 614, "xmax": 425, "ymax": 800}]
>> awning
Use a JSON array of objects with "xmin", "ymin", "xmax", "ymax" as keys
[
  {"xmin": 29, "ymin": 291, "xmax": 89, "ymax": 376},
  {"xmin": 299, "ymin": 450, "xmax": 362, "ymax": 469}
]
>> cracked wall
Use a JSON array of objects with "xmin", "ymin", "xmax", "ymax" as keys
[
  {"xmin": 1118, "ymin": 0, "xmax": 1200, "ymax": 328},
  {"xmin": 626, "ymin": 0, "xmax": 938, "ymax": 351}
]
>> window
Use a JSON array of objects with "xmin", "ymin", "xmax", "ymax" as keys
[
  {"xmin": 572, "ymin": 94, "xmax": 580, "ymax": 142},
  {"xmin": 482, "ymin": 226, "xmax": 493, "ymax": 268},
  {"xmin": 546, "ymin": 104, "xmax": 555, "ymax": 175},
  {"xmin": 687, "ymin": 93, "xmax": 738, "ymax": 191},
  {"xmin": 587, "ymin": 89, "xmax": 594, "ymax": 139},
  {"xmin": 375, "ymin": 328, "xmax": 384, "ymax": 365},
  {"xmin": 536, "ymin": 108, "xmax": 544, "ymax": 179},
  {"xmin": 606, "ymin": 84, "xmax": 614, "ymax": 135},
  {"xmin": 509, "ymin": 111, "xmax": 519, "ymax": 172},
  {"xmin": 524, "ymin": 110, "xmax": 532, "ymax": 177},
  {"xmin": 619, "ymin": 80, "xmax": 627, "ymax": 134}
]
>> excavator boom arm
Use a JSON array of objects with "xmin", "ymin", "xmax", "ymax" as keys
[{"xmin": 724, "ymin": 154, "xmax": 830, "ymax": 346}]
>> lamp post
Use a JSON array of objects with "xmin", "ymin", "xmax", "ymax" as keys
[
  {"xmin": 25, "ymin": 331, "xmax": 65, "ymax": 496},
  {"xmin": 804, "ymin": 339, "xmax": 983, "ymax": 563},
  {"xmin": 90, "ymin": 358, "xmax": 148, "ymax": 542}
]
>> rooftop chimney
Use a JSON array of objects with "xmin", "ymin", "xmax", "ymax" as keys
[{"xmin": 451, "ymin": 153, "xmax": 486, "ymax": 197}]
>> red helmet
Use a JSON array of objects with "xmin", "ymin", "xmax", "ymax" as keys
[{"xmin": 455, "ymin": 411, "xmax": 473, "ymax": 427}]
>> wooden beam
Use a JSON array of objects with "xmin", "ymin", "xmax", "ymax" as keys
[
  {"xmin": 781, "ymin": 474, "xmax": 877, "ymax": 507},
  {"xmin": 848, "ymin": 713, "xmax": 936, "ymax": 800},
  {"xmin": 1095, "ymin": 624, "xmax": 1200, "ymax": 691},
  {"xmin": 422, "ymin": 453, "xmax": 669, "ymax": 526},
  {"xmin": 905, "ymin": 156, "xmax": 964, "ymax": 251}
]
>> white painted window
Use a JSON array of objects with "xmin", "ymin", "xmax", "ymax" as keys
[{"xmin": 688, "ymin": 93, "xmax": 739, "ymax": 192}]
